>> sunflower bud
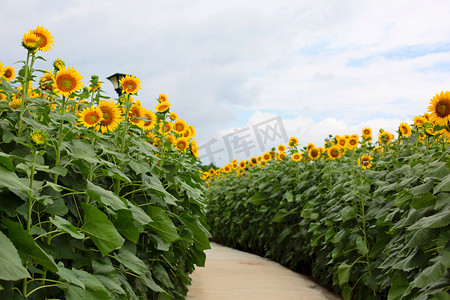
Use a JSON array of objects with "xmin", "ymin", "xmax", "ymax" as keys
[{"xmin": 30, "ymin": 129, "xmax": 49, "ymax": 148}]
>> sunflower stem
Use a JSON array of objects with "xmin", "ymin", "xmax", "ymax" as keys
[
  {"xmin": 27, "ymin": 147, "xmax": 37, "ymax": 232},
  {"xmin": 54, "ymin": 96, "xmax": 66, "ymax": 183},
  {"xmin": 17, "ymin": 51, "xmax": 33, "ymax": 137}
]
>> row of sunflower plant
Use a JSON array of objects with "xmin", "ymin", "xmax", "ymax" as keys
[
  {"xmin": 0, "ymin": 26, "xmax": 210, "ymax": 300},
  {"xmin": 203, "ymin": 97, "xmax": 450, "ymax": 300}
]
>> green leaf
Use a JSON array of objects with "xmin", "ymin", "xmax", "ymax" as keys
[
  {"xmin": 410, "ymin": 180, "xmax": 434, "ymax": 196},
  {"xmin": 143, "ymin": 174, "xmax": 177, "ymax": 205},
  {"xmin": 113, "ymin": 248, "xmax": 148, "ymax": 275},
  {"xmin": 92, "ymin": 257, "xmax": 126, "ymax": 297},
  {"xmin": 129, "ymin": 204, "xmax": 152, "ymax": 225},
  {"xmin": 337, "ymin": 262, "xmax": 351, "ymax": 287},
  {"xmin": 80, "ymin": 203, "xmax": 124, "ymax": 256},
  {"xmin": 0, "ymin": 165, "xmax": 30, "ymax": 192},
  {"xmin": 356, "ymin": 236, "xmax": 369, "ymax": 255},
  {"xmin": 411, "ymin": 251, "xmax": 450, "ymax": 288},
  {"xmin": 434, "ymin": 174, "xmax": 450, "ymax": 194},
  {"xmin": 3, "ymin": 218, "xmax": 58, "ymax": 272},
  {"xmin": 141, "ymin": 273, "xmax": 165, "ymax": 293},
  {"xmin": 388, "ymin": 272, "xmax": 409, "ymax": 300},
  {"xmin": 411, "ymin": 193, "xmax": 436, "ymax": 209},
  {"xmin": 49, "ymin": 166, "xmax": 68, "ymax": 177},
  {"xmin": 147, "ymin": 206, "xmax": 180, "ymax": 244},
  {"xmin": 113, "ymin": 210, "xmax": 141, "ymax": 243},
  {"xmin": 69, "ymin": 139, "xmax": 99, "ymax": 164},
  {"xmin": 50, "ymin": 215, "xmax": 85, "ymax": 239},
  {"xmin": 65, "ymin": 268, "xmax": 111, "ymax": 300},
  {"xmin": 181, "ymin": 213, "xmax": 211, "ymax": 251},
  {"xmin": 341, "ymin": 206, "xmax": 356, "ymax": 222},
  {"xmin": 153, "ymin": 264, "xmax": 173, "ymax": 289},
  {"xmin": 0, "ymin": 231, "xmax": 30, "ymax": 281},
  {"xmin": 249, "ymin": 191, "xmax": 265, "ymax": 205},
  {"xmin": 86, "ymin": 181, "xmax": 127, "ymax": 211},
  {"xmin": 407, "ymin": 208, "xmax": 450, "ymax": 230},
  {"xmin": 0, "ymin": 151, "xmax": 15, "ymax": 171},
  {"xmin": 57, "ymin": 262, "xmax": 85, "ymax": 289}
]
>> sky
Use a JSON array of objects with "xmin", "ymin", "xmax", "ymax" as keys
[{"xmin": 1, "ymin": 0, "xmax": 450, "ymax": 166}]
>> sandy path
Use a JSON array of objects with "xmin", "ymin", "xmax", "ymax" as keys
[{"xmin": 187, "ymin": 242, "xmax": 342, "ymax": 300}]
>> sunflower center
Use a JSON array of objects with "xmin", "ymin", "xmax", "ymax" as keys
[
  {"xmin": 124, "ymin": 81, "xmax": 136, "ymax": 91},
  {"xmin": 350, "ymin": 139, "xmax": 357, "ymax": 146},
  {"xmin": 4, "ymin": 69, "xmax": 12, "ymax": 78},
  {"xmin": 57, "ymin": 75, "xmax": 76, "ymax": 92},
  {"xmin": 362, "ymin": 159, "xmax": 370, "ymax": 166},
  {"xmin": 35, "ymin": 33, "xmax": 47, "ymax": 48},
  {"xmin": 85, "ymin": 112, "xmax": 101, "ymax": 125},
  {"xmin": 331, "ymin": 149, "xmax": 339, "ymax": 157},
  {"xmin": 311, "ymin": 149, "xmax": 319, "ymax": 157},
  {"xmin": 436, "ymin": 100, "xmax": 450, "ymax": 117}
]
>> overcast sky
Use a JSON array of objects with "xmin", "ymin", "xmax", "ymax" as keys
[{"xmin": 2, "ymin": 0, "xmax": 450, "ymax": 166}]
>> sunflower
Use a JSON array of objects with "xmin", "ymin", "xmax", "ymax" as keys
[
  {"xmin": 292, "ymin": 152, "xmax": 302, "ymax": 162},
  {"xmin": 40, "ymin": 71, "xmax": 54, "ymax": 91},
  {"xmin": 237, "ymin": 169, "xmax": 245, "ymax": 176},
  {"xmin": 119, "ymin": 74, "xmax": 141, "ymax": 95},
  {"xmin": 32, "ymin": 26, "xmax": 54, "ymax": 52},
  {"xmin": 78, "ymin": 105, "xmax": 103, "ymax": 128},
  {"xmin": 158, "ymin": 94, "xmax": 168, "ymax": 102},
  {"xmin": 413, "ymin": 116, "xmax": 426, "ymax": 128},
  {"xmin": 166, "ymin": 134, "xmax": 176, "ymax": 145},
  {"xmin": 173, "ymin": 119, "xmax": 187, "ymax": 133},
  {"xmin": 362, "ymin": 127, "xmax": 372, "ymax": 141},
  {"xmin": 239, "ymin": 160, "xmax": 246, "ymax": 169},
  {"xmin": 22, "ymin": 31, "xmax": 40, "ymax": 51},
  {"xmin": 399, "ymin": 122, "xmax": 412, "ymax": 137},
  {"xmin": 223, "ymin": 164, "xmax": 232, "ymax": 173},
  {"xmin": 348, "ymin": 135, "xmax": 359, "ymax": 148},
  {"xmin": 188, "ymin": 125, "xmax": 196, "ymax": 138},
  {"xmin": 278, "ymin": 152, "xmax": 287, "ymax": 160},
  {"xmin": 428, "ymin": 91, "xmax": 450, "ymax": 126},
  {"xmin": 30, "ymin": 129, "xmax": 49, "ymax": 148},
  {"xmin": 141, "ymin": 109, "xmax": 157, "ymax": 131},
  {"xmin": 262, "ymin": 152, "xmax": 272, "ymax": 161},
  {"xmin": 288, "ymin": 137, "xmax": 299, "ymax": 147},
  {"xmin": 191, "ymin": 140, "xmax": 199, "ymax": 158},
  {"xmin": 95, "ymin": 100, "xmax": 123, "ymax": 133},
  {"xmin": 8, "ymin": 95, "xmax": 22, "ymax": 109},
  {"xmin": 231, "ymin": 162, "xmax": 238, "ymax": 169},
  {"xmin": 307, "ymin": 143, "xmax": 315, "ymax": 151},
  {"xmin": 423, "ymin": 113, "xmax": 431, "ymax": 122},
  {"xmin": 182, "ymin": 128, "xmax": 192, "ymax": 139},
  {"xmin": 278, "ymin": 144, "xmax": 286, "ymax": 152},
  {"xmin": 53, "ymin": 58, "xmax": 65, "ymax": 72},
  {"xmin": 2, "ymin": 66, "xmax": 15, "ymax": 81},
  {"xmin": 161, "ymin": 122, "xmax": 173, "ymax": 134},
  {"xmin": 175, "ymin": 137, "xmax": 189, "ymax": 151},
  {"xmin": 358, "ymin": 155, "xmax": 373, "ymax": 169},
  {"xmin": 128, "ymin": 102, "xmax": 145, "ymax": 127},
  {"xmin": 308, "ymin": 147, "xmax": 320, "ymax": 160},
  {"xmin": 328, "ymin": 145, "xmax": 341, "ymax": 160},
  {"xmin": 336, "ymin": 136, "xmax": 348, "ymax": 148},
  {"xmin": 438, "ymin": 126, "xmax": 450, "ymax": 139},
  {"xmin": 0, "ymin": 90, "xmax": 6, "ymax": 102},
  {"xmin": 0, "ymin": 62, "xmax": 3, "ymax": 77},
  {"xmin": 378, "ymin": 130, "xmax": 394, "ymax": 145},
  {"xmin": 260, "ymin": 161, "xmax": 267, "ymax": 168},
  {"xmin": 170, "ymin": 112, "xmax": 178, "ymax": 120},
  {"xmin": 54, "ymin": 67, "xmax": 83, "ymax": 97},
  {"xmin": 156, "ymin": 101, "xmax": 171, "ymax": 113},
  {"xmin": 425, "ymin": 127, "xmax": 436, "ymax": 136},
  {"xmin": 250, "ymin": 156, "xmax": 258, "ymax": 166}
]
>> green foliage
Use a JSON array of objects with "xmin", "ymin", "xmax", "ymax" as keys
[{"xmin": 206, "ymin": 135, "xmax": 450, "ymax": 299}]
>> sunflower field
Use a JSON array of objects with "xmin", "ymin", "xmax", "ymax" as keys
[
  {"xmin": 0, "ymin": 26, "xmax": 210, "ymax": 299},
  {"xmin": 204, "ymin": 103, "xmax": 450, "ymax": 299}
]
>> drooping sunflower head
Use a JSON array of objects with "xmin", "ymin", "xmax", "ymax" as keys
[
  {"xmin": 158, "ymin": 94, "xmax": 168, "ymax": 102},
  {"xmin": 174, "ymin": 119, "xmax": 187, "ymax": 133},
  {"xmin": 53, "ymin": 58, "xmax": 66, "ymax": 72},
  {"xmin": 399, "ymin": 122, "xmax": 412, "ymax": 138},
  {"xmin": 40, "ymin": 71, "xmax": 55, "ymax": 91},
  {"xmin": 428, "ymin": 91, "xmax": 450, "ymax": 126},
  {"xmin": 288, "ymin": 137, "xmax": 299, "ymax": 147},
  {"xmin": 358, "ymin": 155, "xmax": 373, "ymax": 169},
  {"xmin": 328, "ymin": 145, "xmax": 341, "ymax": 160},
  {"xmin": 170, "ymin": 112, "xmax": 178, "ymax": 121},
  {"xmin": 119, "ymin": 74, "xmax": 141, "ymax": 95},
  {"xmin": 190, "ymin": 140, "xmax": 199, "ymax": 158},
  {"xmin": 3, "ymin": 66, "xmax": 15, "ymax": 81},
  {"xmin": 22, "ymin": 31, "xmax": 40, "ymax": 51},
  {"xmin": 141, "ymin": 109, "xmax": 157, "ymax": 131},
  {"xmin": 292, "ymin": 152, "xmax": 302, "ymax": 162},
  {"xmin": 175, "ymin": 137, "xmax": 189, "ymax": 151},
  {"xmin": 8, "ymin": 95, "xmax": 22, "ymax": 109},
  {"xmin": 413, "ymin": 116, "xmax": 426, "ymax": 128},
  {"xmin": 32, "ymin": 26, "xmax": 54, "ymax": 52},
  {"xmin": 54, "ymin": 67, "xmax": 83, "ymax": 97},
  {"xmin": 156, "ymin": 101, "xmax": 171, "ymax": 113},
  {"xmin": 30, "ymin": 129, "xmax": 49, "ymax": 148},
  {"xmin": 308, "ymin": 147, "xmax": 320, "ymax": 160},
  {"xmin": 78, "ymin": 105, "xmax": 103, "ymax": 128},
  {"xmin": 95, "ymin": 99, "xmax": 123, "ymax": 133}
]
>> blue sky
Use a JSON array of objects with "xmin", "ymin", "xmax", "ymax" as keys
[{"xmin": 1, "ymin": 0, "xmax": 450, "ymax": 166}]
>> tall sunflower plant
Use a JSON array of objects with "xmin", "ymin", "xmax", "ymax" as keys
[{"xmin": 0, "ymin": 26, "xmax": 210, "ymax": 300}]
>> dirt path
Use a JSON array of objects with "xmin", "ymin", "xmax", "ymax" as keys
[{"xmin": 187, "ymin": 242, "xmax": 341, "ymax": 300}]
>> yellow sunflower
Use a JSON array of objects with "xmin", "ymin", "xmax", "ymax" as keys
[
  {"xmin": 173, "ymin": 119, "xmax": 187, "ymax": 133},
  {"xmin": 166, "ymin": 134, "xmax": 176, "ymax": 145},
  {"xmin": 141, "ymin": 109, "xmax": 157, "ymax": 131},
  {"xmin": 231, "ymin": 162, "xmax": 238, "ymax": 170},
  {"xmin": 308, "ymin": 147, "xmax": 320, "ymax": 160},
  {"xmin": 158, "ymin": 94, "xmax": 168, "ymax": 102},
  {"xmin": 78, "ymin": 105, "xmax": 103, "ymax": 128},
  {"xmin": 336, "ymin": 136, "xmax": 348, "ymax": 148},
  {"xmin": 22, "ymin": 31, "xmax": 40, "ymax": 51},
  {"xmin": 250, "ymin": 156, "xmax": 258, "ymax": 166},
  {"xmin": 160, "ymin": 122, "xmax": 173, "ymax": 134},
  {"xmin": 438, "ymin": 126, "xmax": 450, "ymax": 139},
  {"xmin": 119, "ymin": 74, "xmax": 141, "ymax": 95},
  {"xmin": 0, "ymin": 90, "xmax": 7, "ymax": 102},
  {"xmin": 358, "ymin": 155, "xmax": 373, "ymax": 169},
  {"xmin": 54, "ymin": 67, "xmax": 83, "ymax": 97},
  {"xmin": 399, "ymin": 122, "xmax": 412, "ymax": 137},
  {"xmin": 292, "ymin": 152, "xmax": 302, "ymax": 162},
  {"xmin": 223, "ymin": 164, "xmax": 232, "ymax": 173},
  {"xmin": 8, "ymin": 95, "xmax": 22, "ymax": 109},
  {"xmin": 95, "ymin": 100, "xmax": 123, "ymax": 133},
  {"xmin": 170, "ymin": 112, "xmax": 178, "ymax": 120},
  {"xmin": 328, "ymin": 145, "xmax": 341, "ymax": 160},
  {"xmin": 428, "ymin": 91, "xmax": 450, "ymax": 126},
  {"xmin": 191, "ymin": 140, "xmax": 199, "ymax": 158},
  {"xmin": 348, "ymin": 135, "xmax": 359, "ymax": 148},
  {"xmin": 260, "ymin": 161, "xmax": 267, "ymax": 168},
  {"xmin": 3, "ymin": 66, "xmax": 15, "ymax": 81},
  {"xmin": 32, "ymin": 26, "xmax": 54, "ymax": 52},
  {"xmin": 362, "ymin": 127, "xmax": 372, "ymax": 141},
  {"xmin": 237, "ymin": 169, "xmax": 245, "ymax": 176},
  {"xmin": 40, "ymin": 71, "xmax": 54, "ymax": 91},
  {"xmin": 307, "ymin": 143, "xmax": 315, "ymax": 151},
  {"xmin": 155, "ymin": 101, "xmax": 171, "ymax": 113},
  {"xmin": 288, "ymin": 137, "xmax": 299, "ymax": 147},
  {"xmin": 278, "ymin": 152, "xmax": 287, "ymax": 160},
  {"xmin": 175, "ymin": 137, "xmax": 189, "ymax": 151},
  {"xmin": 53, "ymin": 58, "xmax": 66, "ymax": 72},
  {"xmin": 239, "ymin": 160, "xmax": 246, "ymax": 169},
  {"xmin": 278, "ymin": 144, "xmax": 286, "ymax": 152},
  {"xmin": 413, "ymin": 116, "xmax": 426, "ymax": 128},
  {"xmin": 262, "ymin": 152, "xmax": 272, "ymax": 161},
  {"xmin": 378, "ymin": 130, "xmax": 394, "ymax": 145},
  {"xmin": 188, "ymin": 125, "xmax": 196, "ymax": 138},
  {"xmin": 128, "ymin": 102, "xmax": 145, "ymax": 127}
]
